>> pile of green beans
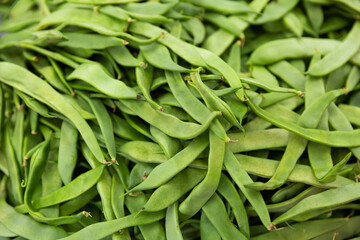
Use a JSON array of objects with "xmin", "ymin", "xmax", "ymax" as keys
[{"xmin": 1, "ymin": 0, "xmax": 360, "ymax": 239}]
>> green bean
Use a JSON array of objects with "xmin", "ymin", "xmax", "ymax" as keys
[
  {"xmin": 122, "ymin": 113, "xmax": 155, "ymax": 140},
  {"xmin": 338, "ymin": 104, "xmax": 360, "ymax": 126},
  {"xmin": 150, "ymin": 126, "xmax": 182, "ymax": 159},
  {"xmin": 308, "ymin": 21, "xmax": 360, "ymax": 76},
  {"xmin": 253, "ymin": 0, "xmax": 299, "ymax": 24},
  {"xmin": 123, "ymin": 1, "xmax": 177, "ymax": 15},
  {"xmin": 117, "ymin": 141, "xmax": 166, "ymax": 164},
  {"xmin": 283, "ymin": 11, "xmax": 303, "ymax": 37},
  {"xmin": 59, "ymin": 187, "xmax": 98, "ymax": 216},
  {"xmin": 346, "ymin": 66, "xmax": 360, "ymax": 92},
  {"xmin": 129, "ymin": 134, "xmax": 208, "ymax": 192},
  {"xmin": 58, "ymin": 32, "xmax": 127, "ymax": 50},
  {"xmin": 29, "ymin": 110, "xmax": 39, "ymax": 135},
  {"xmin": 312, "ymin": 216, "xmax": 360, "ymax": 240},
  {"xmin": 190, "ymin": 70, "xmax": 242, "ymax": 130},
  {"xmin": 140, "ymin": 42, "xmax": 192, "ymax": 73},
  {"xmin": 241, "ymin": 76, "xmax": 302, "ymax": 95},
  {"xmin": 78, "ymin": 92, "xmax": 116, "ymax": 162},
  {"xmin": 58, "ymin": 121, "xmax": 78, "ymax": 185},
  {"xmin": 217, "ymin": 174, "xmax": 249, "ymax": 238},
  {"xmin": 223, "ymin": 148, "xmax": 271, "ymax": 229},
  {"xmin": 184, "ymin": 0, "xmax": 255, "ymax": 14},
  {"xmin": 0, "ymin": 179, "xmax": 67, "ymax": 239},
  {"xmin": 120, "ymin": 99, "xmax": 220, "ymax": 140},
  {"xmin": 182, "ymin": 18, "xmax": 205, "ymax": 45},
  {"xmin": 68, "ymin": 63, "xmax": 138, "ymax": 99},
  {"xmin": 202, "ymin": 29, "xmax": 235, "ymax": 56},
  {"xmin": 204, "ymin": 13, "xmax": 244, "ymax": 39},
  {"xmin": 108, "ymin": 45, "xmax": 142, "ymax": 67},
  {"xmin": 200, "ymin": 211, "xmax": 221, "ymax": 240},
  {"xmin": 0, "ymin": 11, "xmax": 41, "ymax": 32},
  {"xmin": 61, "ymin": 210, "xmax": 165, "ymax": 240},
  {"xmin": 4, "ymin": 127, "xmax": 23, "ymax": 204},
  {"xmin": 235, "ymin": 154, "xmax": 353, "ymax": 188},
  {"xmin": 246, "ymin": 94, "xmax": 360, "ymax": 147},
  {"xmin": 273, "ymin": 182, "xmax": 360, "ymax": 225},
  {"xmin": 111, "ymin": 114, "xmax": 147, "ymax": 141},
  {"xmin": 303, "ymin": 1, "xmax": 323, "ymax": 33},
  {"xmin": 165, "ymin": 203, "xmax": 183, "ymax": 240},
  {"xmin": 143, "ymin": 168, "xmax": 206, "ymax": 212},
  {"xmin": 228, "ymin": 128, "xmax": 290, "ymax": 153},
  {"xmin": 271, "ymin": 183, "xmax": 306, "ymax": 203},
  {"xmin": 248, "ymin": 38, "xmax": 339, "ymax": 65},
  {"xmin": 12, "ymin": 108, "xmax": 25, "ymax": 166},
  {"xmin": 178, "ymin": 131, "xmax": 225, "ymax": 219},
  {"xmin": 326, "ymin": 63, "xmax": 351, "ymax": 91},
  {"xmin": 202, "ymin": 193, "xmax": 247, "ymax": 240},
  {"xmin": 268, "ymin": 60, "xmax": 305, "ymax": 91},
  {"xmin": 165, "ymin": 71, "xmax": 230, "ymax": 142},
  {"xmin": 252, "ymin": 218, "xmax": 347, "ymax": 240}
]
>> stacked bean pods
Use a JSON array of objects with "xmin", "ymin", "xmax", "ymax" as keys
[{"xmin": 1, "ymin": 0, "xmax": 360, "ymax": 239}]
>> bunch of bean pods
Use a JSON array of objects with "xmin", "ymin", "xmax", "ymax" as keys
[{"xmin": 1, "ymin": 0, "xmax": 360, "ymax": 239}]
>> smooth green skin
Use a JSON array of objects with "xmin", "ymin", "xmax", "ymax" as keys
[
  {"xmin": 252, "ymin": 218, "xmax": 347, "ymax": 240},
  {"xmin": 29, "ymin": 110, "xmax": 38, "ymax": 134},
  {"xmin": 140, "ymin": 42, "xmax": 192, "ymax": 73},
  {"xmin": 68, "ymin": 64, "xmax": 138, "ymax": 99},
  {"xmin": 185, "ymin": 0, "xmax": 255, "ymax": 14},
  {"xmin": 303, "ymin": 1, "xmax": 323, "ymax": 33},
  {"xmin": 246, "ymin": 94, "xmax": 360, "ymax": 147},
  {"xmin": 110, "ymin": 176, "xmax": 132, "ymax": 240},
  {"xmin": 120, "ymin": 99, "xmax": 220, "ymax": 140},
  {"xmin": 244, "ymin": 102, "xmax": 300, "ymax": 131},
  {"xmin": 0, "ymin": 187, "xmax": 67, "ymax": 239},
  {"xmin": 227, "ymin": 128, "xmax": 290, "ymax": 153},
  {"xmin": 268, "ymin": 60, "xmax": 305, "ymax": 91},
  {"xmin": 217, "ymin": 174, "xmax": 250, "ymax": 238},
  {"xmin": 111, "ymin": 114, "xmax": 148, "ymax": 141},
  {"xmin": 271, "ymin": 183, "xmax": 305, "ymax": 203},
  {"xmin": 61, "ymin": 95, "xmax": 95, "ymax": 120},
  {"xmin": 241, "ymin": 77, "xmax": 300, "ymax": 95},
  {"xmin": 123, "ymin": 1, "xmax": 176, "ymax": 15},
  {"xmin": 329, "ymin": 103, "xmax": 360, "ymax": 159},
  {"xmin": 143, "ymin": 168, "xmax": 206, "ymax": 212},
  {"xmin": 135, "ymin": 53, "xmax": 161, "ymax": 110},
  {"xmin": 202, "ymin": 193, "xmax": 247, "ymax": 240},
  {"xmin": 251, "ymin": 65, "xmax": 279, "ymax": 86},
  {"xmin": 326, "ymin": 63, "xmax": 351, "ymax": 92},
  {"xmin": 0, "ymin": 221, "xmax": 16, "ymax": 237},
  {"xmin": 12, "ymin": 109, "xmax": 25, "ymax": 166},
  {"xmin": 165, "ymin": 203, "xmax": 183, "ymax": 240},
  {"xmin": 313, "ymin": 216, "xmax": 360, "ymax": 240},
  {"xmin": 191, "ymin": 71, "xmax": 242, "ymax": 130},
  {"xmin": 248, "ymin": 38, "xmax": 340, "ymax": 65},
  {"xmin": 202, "ymin": 29, "xmax": 235, "ymax": 56},
  {"xmin": 0, "ymin": 11, "xmax": 40, "ymax": 32},
  {"xmin": 203, "ymin": 13, "xmax": 243, "ymax": 38},
  {"xmin": 339, "ymin": 104, "xmax": 360, "ymax": 126},
  {"xmin": 236, "ymin": 154, "xmax": 353, "ymax": 188},
  {"xmin": 247, "ymin": 187, "xmax": 324, "ymax": 216},
  {"xmin": 182, "ymin": 18, "xmax": 205, "ymax": 45},
  {"xmin": 58, "ymin": 121, "xmax": 78, "ymax": 185},
  {"xmin": 178, "ymin": 132, "xmax": 225, "ymax": 219},
  {"xmin": 200, "ymin": 212, "xmax": 221, "ymax": 240},
  {"xmin": 108, "ymin": 45, "xmax": 142, "ymax": 67},
  {"xmin": 259, "ymin": 92, "xmax": 298, "ymax": 108},
  {"xmin": 126, "ymin": 164, "xmax": 166, "ymax": 240},
  {"xmin": 273, "ymin": 183, "xmax": 360, "ymax": 225},
  {"xmin": 4, "ymin": 127, "xmax": 23, "ymax": 206},
  {"xmin": 59, "ymin": 187, "xmax": 98, "ymax": 216},
  {"xmin": 58, "ymin": 32, "xmax": 126, "ymax": 50},
  {"xmin": 283, "ymin": 11, "xmax": 303, "ymax": 37},
  {"xmin": 79, "ymin": 92, "xmax": 116, "ymax": 161},
  {"xmin": 150, "ymin": 126, "xmax": 182, "ymax": 159},
  {"xmin": 16, "ymin": 90, "xmax": 52, "ymax": 118},
  {"xmin": 80, "ymin": 143, "xmax": 116, "ymax": 220},
  {"xmin": 223, "ymin": 148, "xmax": 271, "ymax": 230},
  {"xmin": 306, "ymin": 54, "xmax": 333, "ymax": 180},
  {"xmin": 346, "ymin": 66, "xmax": 360, "ymax": 92},
  {"xmin": 129, "ymin": 134, "xmax": 208, "ymax": 192},
  {"xmin": 61, "ymin": 210, "xmax": 165, "ymax": 240},
  {"xmin": 253, "ymin": 0, "xmax": 299, "ymax": 24},
  {"xmin": 308, "ymin": 21, "xmax": 360, "ymax": 76},
  {"xmin": 165, "ymin": 71, "xmax": 229, "ymax": 142},
  {"xmin": 129, "ymin": 22, "xmax": 245, "ymax": 99},
  {"xmin": 0, "ymin": 62, "xmax": 105, "ymax": 163},
  {"xmin": 37, "ymin": 8, "xmax": 127, "ymax": 36},
  {"xmin": 117, "ymin": 141, "xmax": 166, "ymax": 164}
]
